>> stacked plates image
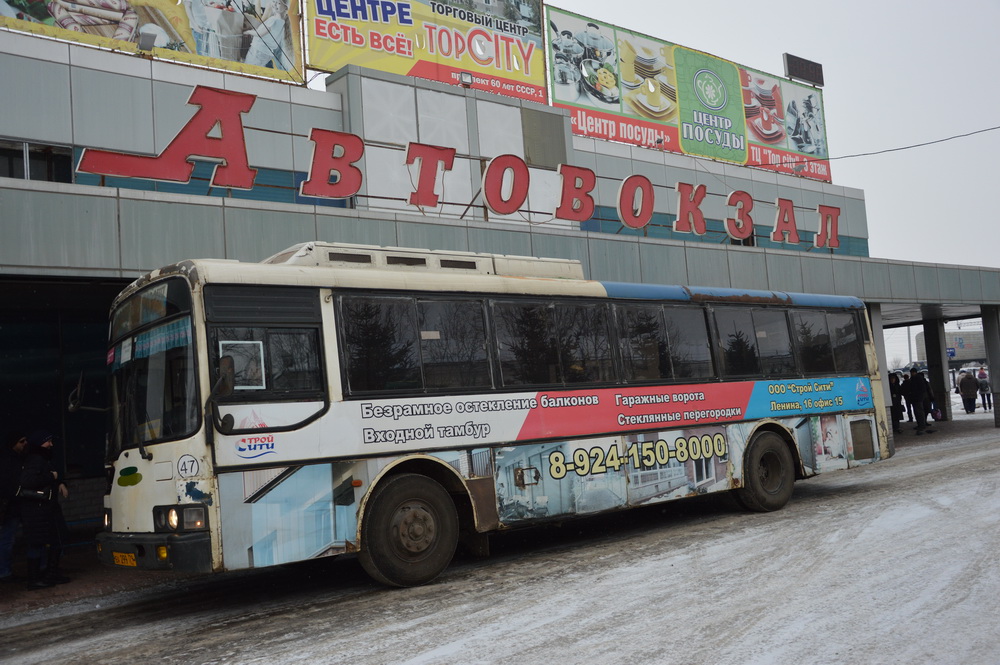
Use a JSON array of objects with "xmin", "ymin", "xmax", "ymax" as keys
[
  {"xmin": 656, "ymin": 74, "xmax": 677, "ymax": 103},
  {"xmin": 633, "ymin": 46, "xmax": 664, "ymax": 81},
  {"xmin": 625, "ymin": 79, "xmax": 675, "ymax": 120}
]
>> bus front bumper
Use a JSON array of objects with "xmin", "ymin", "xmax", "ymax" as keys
[{"xmin": 96, "ymin": 531, "xmax": 213, "ymax": 573}]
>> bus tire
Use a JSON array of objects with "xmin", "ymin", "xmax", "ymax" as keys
[
  {"xmin": 359, "ymin": 473, "xmax": 459, "ymax": 587},
  {"xmin": 736, "ymin": 431, "xmax": 795, "ymax": 512}
]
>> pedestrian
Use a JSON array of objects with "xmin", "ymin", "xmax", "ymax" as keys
[
  {"xmin": 900, "ymin": 372, "xmax": 915, "ymax": 422},
  {"xmin": 888, "ymin": 373, "xmax": 904, "ymax": 434},
  {"xmin": 959, "ymin": 370, "xmax": 980, "ymax": 414},
  {"xmin": 908, "ymin": 371, "xmax": 936, "ymax": 435},
  {"xmin": 17, "ymin": 430, "xmax": 71, "ymax": 589},
  {"xmin": 1, "ymin": 431, "xmax": 28, "ymax": 582},
  {"xmin": 978, "ymin": 368, "xmax": 992, "ymax": 411}
]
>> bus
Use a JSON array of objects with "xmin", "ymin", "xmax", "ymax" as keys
[{"xmin": 94, "ymin": 241, "xmax": 891, "ymax": 587}]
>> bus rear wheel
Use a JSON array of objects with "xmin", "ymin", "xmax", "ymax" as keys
[
  {"xmin": 359, "ymin": 473, "xmax": 459, "ymax": 587},
  {"xmin": 736, "ymin": 431, "xmax": 795, "ymax": 512}
]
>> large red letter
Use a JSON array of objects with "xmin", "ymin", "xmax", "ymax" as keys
[
  {"xmin": 78, "ymin": 86, "xmax": 257, "ymax": 189},
  {"xmin": 482, "ymin": 154, "xmax": 530, "ymax": 215},
  {"xmin": 617, "ymin": 175, "xmax": 654, "ymax": 229},
  {"xmin": 771, "ymin": 198, "xmax": 801, "ymax": 243},
  {"xmin": 725, "ymin": 190, "xmax": 754, "ymax": 240},
  {"xmin": 554, "ymin": 164, "xmax": 596, "ymax": 221},
  {"xmin": 815, "ymin": 205, "xmax": 841, "ymax": 248},
  {"xmin": 406, "ymin": 142, "xmax": 456, "ymax": 208},
  {"xmin": 299, "ymin": 129, "xmax": 365, "ymax": 199},
  {"xmin": 674, "ymin": 182, "xmax": 707, "ymax": 235}
]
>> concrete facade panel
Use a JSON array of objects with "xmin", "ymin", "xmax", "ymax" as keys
[
  {"xmin": 71, "ymin": 68, "xmax": 154, "ymax": 154},
  {"xmin": 318, "ymin": 212, "xmax": 397, "ymax": 247},
  {"xmin": 799, "ymin": 256, "xmax": 835, "ymax": 294},
  {"xmin": 417, "ymin": 89, "xmax": 470, "ymax": 154},
  {"xmin": 588, "ymin": 238, "xmax": 641, "ymax": 283},
  {"xmin": 765, "ymin": 253, "xmax": 805, "ymax": 292},
  {"xmin": 685, "ymin": 246, "xmax": 732, "ymax": 287},
  {"xmin": 0, "ymin": 54, "xmax": 73, "ymax": 146},
  {"xmin": 728, "ymin": 250, "xmax": 769, "ymax": 290},
  {"xmin": 638, "ymin": 243, "xmax": 689, "ymax": 286},
  {"xmin": 223, "ymin": 206, "xmax": 316, "ymax": 262},
  {"xmin": 0, "ymin": 187, "xmax": 118, "ymax": 270},
  {"xmin": 832, "ymin": 259, "xmax": 865, "ymax": 296},
  {"xmin": 119, "ymin": 197, "xmax": 224, "ymax": 271}
]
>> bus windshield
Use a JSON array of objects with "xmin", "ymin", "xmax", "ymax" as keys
[{"xmin": 108, "ymin": 280, "xmax": 199, "ymax": 457}]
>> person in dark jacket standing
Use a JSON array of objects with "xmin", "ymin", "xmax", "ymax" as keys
[
  {"xmin": 908, "ymin": 372, "xmax": 936, "ymax": 435},
  {"xmin": 958, "ymin": 371, "xmax": 980, "ymax": 414},
  {"xmin": 1, "ymin": 431, "xmax": 28, "ymax": 582},
  {"xmin": 888, "ymin": 373, "xmax": 904, "ymax": 435},
  {"xmin": 18, "ymin": 430, "xmax": 71, "ymax": 589}
]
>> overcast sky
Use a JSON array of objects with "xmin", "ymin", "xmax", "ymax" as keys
[{"xmin": 565, "ymin": 0, "xmax": 1000, "ymax": 271}]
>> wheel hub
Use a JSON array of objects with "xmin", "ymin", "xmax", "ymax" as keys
[{"xmin": 395, "ymin": 504, "xmax": 436, "ymax": 554}]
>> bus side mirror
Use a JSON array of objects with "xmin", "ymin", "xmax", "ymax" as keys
[
  {"xmin": 208, "ymin": 357, "xmax": 236, "ymax": 435},
  {"xmin": 213, "ymin": 356, "xmax": 235, "ymax": 399},
  {"xmin": 68, "ymin": 371, "xmax": 108, "ymax": 413}
]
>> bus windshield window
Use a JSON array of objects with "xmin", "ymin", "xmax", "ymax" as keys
[{"xmin": 109, "ymin": 317, "xmax": 198, "ymax": 453}]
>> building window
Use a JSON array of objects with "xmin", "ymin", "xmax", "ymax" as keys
[{"xmin": 0, "ymin": 140, "xmax": 73, "ymax": 183}]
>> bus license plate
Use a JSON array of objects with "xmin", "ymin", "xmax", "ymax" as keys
[{"xmin": 112, "ymin": 552, "xmax": 137, "ymax": 567}]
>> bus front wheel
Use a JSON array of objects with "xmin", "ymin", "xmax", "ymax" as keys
[
  {"xmin": 359, "ymin": 473, "xmax": 459, "ymax": 587},
  {"xmin": 736, "ymin": 431, "xmax": 795, "ymax": 512}
]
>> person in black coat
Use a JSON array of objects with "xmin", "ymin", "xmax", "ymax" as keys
[
  {"xmin": 17, "ymin": 430, "xmax": 71, "ymax": 589},
  {"xmin": 1, "ymin": 430, "xmax": 28, "ymax": 582},
  {"xmin": 907, "ymin": 372, "xmax": 935, "ymax": 435}
]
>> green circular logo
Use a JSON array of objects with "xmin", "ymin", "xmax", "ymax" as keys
[{"xmin": 693, "ymin": 69, "xmax": 728, "ymax": 111}]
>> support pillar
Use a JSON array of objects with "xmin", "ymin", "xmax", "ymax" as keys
[
  {"xmin": 981, "ymin": 305, "xmax": 1000, "ymax": 427},
  {"xmin": 868, "ymin": 303, "xmax": 895, "ymax": 454},
  {"xmin": 922, "ymin": 318, "xmax": 950, "ymax": 421}
]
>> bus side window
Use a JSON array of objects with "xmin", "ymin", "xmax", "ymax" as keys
[
  {"xmin": 664, "ymin": 306, "xmax": 715, "ymax": 379},
  {"xmin": 791, "ymin": 310, "xmax": 836, "ymax": 374},
  {"xmin": 753, "ymin": 309, "xmax": 796, "ymax": 377},
  {"xmin": 615, "ymin": 304, "xmax": 670, "ymax": 382},
  {"xmin": 828, "ymin": 311, "xmax": 866, "ymax": 373},
  {"xmin": 417, "ymin": 299, "xmax": 492, "ymax": 389},
  {"xmin": 553, "ymin": 302, "xmax": 614, "ymax": 384},
  {"xmin": 714, "ymin": 307, "xmax": 761, "ymax": 377},
  {"xmin": 212, "ymin": 327, "xmax": 324, "ymax": 396},
  {"xmin": 340, "ymin": 296, "xmax": 420, "ymax": 393},
  {"xmin": 493, "ymin": 301, "xmax": 558, "ymax": 387}
]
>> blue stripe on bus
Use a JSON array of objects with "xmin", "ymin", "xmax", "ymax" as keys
[
  {"xmin": 600, "ymin": 282, "xmax": 864, "ymax": 309},
  {"xmin": 599, "ymin": 282, "xmax": 693, "ymax": 301}
]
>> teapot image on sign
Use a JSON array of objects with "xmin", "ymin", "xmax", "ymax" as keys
[{"xmin": 694, "ymin": 69, "xmax": 728, "ymax": 110}]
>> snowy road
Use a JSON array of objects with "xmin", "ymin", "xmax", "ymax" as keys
[{"xmin": 2, "ymin": 417, "xmax": 999, "ymax": 665}]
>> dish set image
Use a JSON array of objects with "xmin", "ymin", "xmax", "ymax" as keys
[
  {"xmin": 619, "ymin": 37, "xmax": 677, "ymax": 121},
  {"xmin": 742, "ymin": 70, "xmax": 786, "ymax": 144}
]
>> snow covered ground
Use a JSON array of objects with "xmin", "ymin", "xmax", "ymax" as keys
[{"xmin": 2, "ymin": 404, "xmax": 999, "ymax": 664}]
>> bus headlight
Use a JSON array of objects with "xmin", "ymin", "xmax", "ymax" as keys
[
  {"xmin": 103, "ymin": 509, "xmax": 112, "ymax": 531},
  {"xmin": 153, "ymin": 505, "xmax": 208, "ymax": 532}
]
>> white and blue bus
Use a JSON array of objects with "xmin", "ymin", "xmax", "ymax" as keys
[{"xmin": 95, "ymin": 241, "xmax": 890, "ymax": 586}]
